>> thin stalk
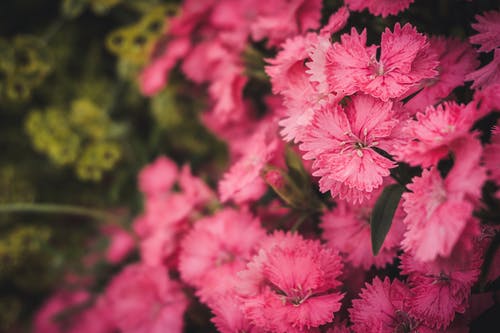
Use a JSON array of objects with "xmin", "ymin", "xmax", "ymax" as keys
[{"xmin": 0, "ymin": 203, "xmax": 115, "ymax": 222}]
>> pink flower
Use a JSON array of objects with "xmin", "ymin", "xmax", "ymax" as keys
[
  {"xmin": 405, "ymin": 37, "xmax": 479, "ymax": 113},
  {"xmin": 178, "ymin": 208, "xmax": 266, "ymax": 292},
  {"xmin": 208, "ymin": 292, "xmax": 264, "ymax": 333},
  {"xmin": 219, "ymin": 117, "xmax": 283, "ymax": 203},
  {"xmin": 401, "ymin": 136, "xmax": 486, "ymax": 262},
  {"xmin": 349, "ymin": 277, "xmax": 427, "ymax": 333},
  {"xmin": 237, "ymin": 232, "xmax": 344, "ymax": 333},
  {"xmin": 466, "ymin": 48, "xmax": 500, "ymax": 88},
  {"xmin": 345, "ymin": 0, "xmax": 415, "ymax": 18},
  {"xmin": 139, "ymin": 37, "xmax": 191, "ymax": 96},
  {"xmin": 484, "ymin": 125, "xmax": 500, "ymax": 184},
  {"xmin": 300, "ymin": 94, "xmax": 400, "ymax": 203},
  {"xmin": 251, "ymin": 0, "xmax": 322, "ymax": 47},
  {"xmin": 320, "ymin": 6, "xmax": 350, "ymax": 36},
  {"xmin": 470, "ymin": 10, "xmax": 500, "ymax": 53},
  {"xmin": 104, "ymin": 263, "xmax": 188, "ymax": 333},
  {"xmin": 267, "ymin": 33, "xmax": 337, "ymax": 143},
  {"xmin": 101, "ymin": 225, "xmax": 135, "ymax": 264},
  {"xmin": 324, "ymin": 23, "xmax": 438, "ymax": 101},
  {"xmin": 34, "ymin": 290, "xmax": 90, "ymax": 333},
  {"xmin": 68, "ymin": 297, "xmax": 115, "ymax": 333},
  {"xmin": 394, "ymin": 101, "xmax": 478, "ymax": 167},
  {"xmin": 400, "ymin": 251, "xmax": 482, "ymax": 330},
  {"xmin": 138, "ymin": 156, "xmax": 178, "ymax": 198},
  {"xmin": 321, "ymin": 185, "xmax": 403, "ymax": 269},
  {"xmin": 178, "ymin": 164, "xmax": 216, "ymax": 207}
]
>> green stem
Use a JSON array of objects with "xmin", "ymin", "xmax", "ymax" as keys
[{"xmin": 0, "ymin": 203, "xmax": 115, "ymax": 222}]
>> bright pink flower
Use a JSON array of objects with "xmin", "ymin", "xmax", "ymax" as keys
[
  {"xmin": 349, "ymin": 277, "xmax": 433, "ymax": 333},
  {"xmin": 34, "ymin": 290, "xmax": 90, "ymax": 333},
  {"xmin": 219, "ymin": 117, "xmax": 283, "ymax": 203},
  {"xmin": 394, "ymin": 101, "xmax": 478, "ymax": 167},
  {"xmin": 470, "ymin": 10, "xmax": 500, "ymax": 52},
  {"xmin": 139, "ymin": 37, "xmax": 191, "ymax": 96},
  {"xmin": 68, "ymin": 297, "xmax": 115, "ymax": 333},
  {"xmin": 325, "ymin": 23, "xmax": 438, "ymax": 101},
  {"xmin": 251, "ymin": 0, "xmax": 322, "ymax": 47},
  {"xmin": 138, "ymin": 156, "xmax": 178, "ymax": 198},
  {"xmin": 101, "ymin": 225, "xmax": 135, "ymax": 264},
  {"xmin": 405, "ymin": 37, "xmax": 479, "ymax": 113},
  {"xmin": 320, "ymin": 6, "xmax": 350, "ymax": 36},
  {"xmin": 300, "ymin": 94, "xmax": 400, "ymax": 203},
  {"xmin": 266, "ymin": 33, "xmax": 336, "ymax": 143},
  {"xmin": 208, "ymin": 292, "xmax": 264, "ymax": 333},
  {"xmin": 321, "ymin": 185, "xmax": 403, "ymax": 269},
  {"xmin": 401, "ymin": 136, "xmax": 486, "ymax": 262},
  {"xmin": 400, "ymin": 250, "xmax": 481, "ymax": 330},
  {"xmin": 104, "ymin": 263, "xmax": 188, "ymax": 333},
  {"xmin": 178, "ymin": 164, "xmax": 216, "ymax": 207},
  {"xmin": 471, "ymin": 83, "xmax": 500, "ymax": 117},
  {"xmin": 237, "ymin": 232, "xmax": 344, "ymax": 333},
  {"xmin": 484, "ymin": 126, "xmax": 500, "ymax": 184},
  {"xmin": 345, "ymin": 0, "xmax": 415, "ymax": 18},
  {"xmin": 178, "ymin": 208, "xmax": 266, "ymax": 290},
  {"xmin": 466, "ymin": 48, "xmax": 500, "ymax": 88}
]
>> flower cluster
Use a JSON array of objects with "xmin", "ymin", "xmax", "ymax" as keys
[{"xmin": 34, "ymin": 1, "xmax": 499, "ymax": 333}]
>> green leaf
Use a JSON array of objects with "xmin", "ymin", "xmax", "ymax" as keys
[
  {"xmin": 370, "ymin": 184, "xmax": 405, "ymax": 255},
  {"xmin": 284, "ymin": 146, "xmax": 310, "ymax": 189}
]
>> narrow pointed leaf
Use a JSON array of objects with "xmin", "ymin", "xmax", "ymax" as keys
[{"xmin": 370, "ymin": 184, "xmax": 405, "ymax": 255}]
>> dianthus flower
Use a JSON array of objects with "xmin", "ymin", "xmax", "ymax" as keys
[
  {"xmin": 321, "ymin": 184, "xmax": 403, "ymax": 269},
  {"xmin": 300, "ymin": 94, "xmax": 400, "ymax": 203},
  {"xmin": 323, "ymin": 23, "xmax": 438, "ymax": 101},
  {"xmin": 138, "ymin": 155, "xmax": 178, "ymax": 198},
  {"xmin": 401, "ymin": 136, "xmax": 486, "ymax": 262},
  {"xmin": 345, "ymin": 0, "xmax": 415, "ymax": 18},
  {"xmin": 394, "ymin": 101, "xmax": 478, "ymax": 167},
  {"xmin": 250, "ymin": 0, "xmax": 322, "ymax": 47},
  {"xmin": 103, "ymin": 263, "xmax": 188, "ymax": 333},
  {"xmin": 178, "ymin": 208, "xmax": 266, "ymax": 297},
  {"xmin": 470, "ymin": 10, "xmax": 500, "ymax": 53},
  {"xmin": 466, "ymin": 48, "xmax": 500, "ymax": 88},
  {"xmin": 405, "ymin": 37, "xmax": 479, "ymax": 113},
  {"xmin": 349, "ymin": 277, "xmax": 435, "ymax": 333},
  {"xmin": 400, "ymin": 250, "xmax": 482, "ymax": 330},
  {"xmin": 219, "ymin": 117, "xmax": 283, "ymax": 203},
  {"xmin": 34, "ymin": 290, "xmax": 90, "ymax": 333},
  {"xmin": 237, "ymin": 232, "xmax": 344, "ymax": 333},
  {"xmin": 208, "ymin": 292, "xmax": 264, "ymax": 333}
]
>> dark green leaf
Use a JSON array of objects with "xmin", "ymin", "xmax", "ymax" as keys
[{"xmin": 370, "ymin": 184, "xmax": 406, "ymax": 255}]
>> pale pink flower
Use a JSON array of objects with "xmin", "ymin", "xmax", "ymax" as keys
[
  {"xmin": 237, "ymin": 232, "xmax": 344, "ymax": 333},
  {"xmin": 401, "ymin": 136, "xmax": 486, "ymax": 262},
  {"xmin": 178, "ymin": 208, "xmax": 266, "ymax": 290},
  {"xmin": 405, "ymin": 37, "xmax": 479, "ymax": 113},
  {"xmin": 484, "ymin": 126, "xmax": 500, "ymax": 184},
  {"xmin": 470, "ymin": 10, "xmax": 500, "ymax": 52},
  {"xmin": 104, "ymin": 263, "xmax": 188, "ymax": 333},
  {"xmin": 321, "ymin": 185, "xmax": 403, "ymax": 269},
  {"xmin": 251, "ymin": 0, "xmax": 322, "ymax": 47},
  {"xmin": 400, "ymin": 250, "xmax": 481, "ymax": 330},
  {"xmin": 300, "ymin": 94, "xmax": 400, "ymax": 203},
  {"xmin": 325, "ymin": 23, "xmax": 438, "ymax": 101},
  {"xmin": 349, "ymin": 277, "xmax": 433, "ymax": 333},
  {"xmin": 138, "ymin": 156, "xmax": 178, "ymax": 198},
  {"xmin": 466, "ymin": 48, "xmax": 500, "ymax": 88},
  {"xmin": 345, "ymin": 0, "xmax": 415, "ymax": 18},
  {"xmin": 394, "ymin": 101, "xmax": 478, "ymax": 167}
]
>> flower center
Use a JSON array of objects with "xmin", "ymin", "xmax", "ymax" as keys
[{"xmin": 339, "ymin": 129, "xmax": 379, "ymax": 157}]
